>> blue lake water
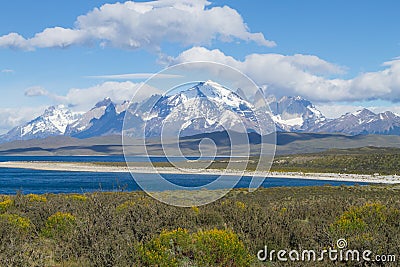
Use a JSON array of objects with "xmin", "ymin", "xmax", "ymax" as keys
[
  {"xmin": 0, "ymin": 167, "xmax": 368, "ymax": 195},
  {"xmin": 0, "ymin": 156, "xmax": 370, "ymax": 194},
  {"xmin": 0, "ymin": 155, "xmax": 197, "ymax": 163}
]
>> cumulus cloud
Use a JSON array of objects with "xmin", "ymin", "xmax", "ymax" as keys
[
  {"xmin": 28, "ymin": 81, "xmax": 162, "ymax": 112},
  {"xmin": 1, "ymin": 69, "xmax": 14, "ymax": 73},
  {"xmin": 315, "ymin": 104, "xmax": 365, "ymax": 118},
  {"xmin": 167, "ymin": 46, "xmax": 400, "ymax": 103},
  {"xmin": 0, "ymin": 106, "xmax": 46, "ymax": 134},
  {"xmin": 0, "ymin": 0, "xmax": 275, "ymax": 51},
  {"xmin": 63, "ymin": 81, "xmax": 162, "ymax": 111},
  {"xmin": 24, "ymin": 86, "xmax": 49, "ymax": 97},
  {"xmin": 86, "ymin": 73, "xmax": 183, "ymax": 80},
  {"xmin": 0, "ymin": 81, "xmax": 162, "ymax": 133}
]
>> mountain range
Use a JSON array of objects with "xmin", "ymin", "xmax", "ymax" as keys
[{"xmin": 1, "ymin": 80, "xmax": 400, "ymax": 143}]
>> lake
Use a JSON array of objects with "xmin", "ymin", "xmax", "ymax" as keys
[
  {"xmin": 0, "ymin": 155, "xmax": 229, "ymax": 163},
  {"xmin": 0, "ymin": 168, "xmax": 368, "ymax": 195},
  {"xmin": 0, "ymin": 156, "xmax": 368, "ymax": 194}
]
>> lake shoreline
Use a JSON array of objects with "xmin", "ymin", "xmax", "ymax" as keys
[{"xmin": 0, "ymin": 161, "xmax": 399, "ymax": 184}]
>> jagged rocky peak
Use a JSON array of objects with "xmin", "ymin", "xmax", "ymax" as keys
[
  {"xmin": 142, "ymin": 80, "xmax": 264, "ymax": 137},
  {"xmin": 269, "ymin": 96, "xmax": 326, "ymax": 131},
  {"xmin": 94, "ymin": 97, "xmax": 113, "ymax": 108}
]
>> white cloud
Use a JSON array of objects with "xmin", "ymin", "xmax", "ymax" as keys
[
  {"xmin": 370, "ymin": 106, "xmax": 400, "ymax": 116},
  {"xmin": 24, "ymin": 86, "xmax": 49, "ymax": 97},
  {"xmin": 0, "ymin": 0, "xmax": 275, "ymax": 51},
  {"xmin": 0, "ymin": 81, "xmax": 162, "ymax": 133},
  {"xmin": 0, "ymin": 106, "xmax": 46, "ymax": 134},
  {"xmin": 315, "ymin": 104, "xmax": 364, "ymax": 118},
  {"xmin": 85, "ymin": 73, "xmax": 183, "ymax": 80},
  {"xmin": 0, "ymin": 33, "xmax": 30, "ymax": 50},
  {"xmin": 167, "ymin": 47, "xmax": 400, "ymax": 103},
  {"xmin": 28, "ymin": 81, "xmax": 162, "ymax": 112},
  {"xmin": 63, "ymin": 81, "xmax": 162, "ymax": 111},
  {"xmin": 1, "ymin": 69, "xmax": 14, "ymax": 73}
]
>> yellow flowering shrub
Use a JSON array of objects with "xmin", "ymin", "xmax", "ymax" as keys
[
  {"xmin": 191, "ymin": 206, "xmax": 199, "ymax": 214},
  {"xmin": 235, "ymin": 201, "xmax": 246, "ymax": 210},
  {"xmin": 138, "ymin": 228, "xmax": 253, "ymax": 266},
  {"xmin": 279, "ymin": 207, "xmax": 288, "ymax": 215},
  {"xmin": 0, "ymin": 196, "xmax": 12, "ymax": 213},
  {"xmin": 137, "ymin": 228, "xmax": 190, "ymax": 267},
  {"xmin": 66, "ymin": 194, "xmax": 88, "ymax": 201},
  {"xmin": 116, "ymin": 200, "xmax": 135, "ymax": 212},
  {"xmin": 0, "ymin": 214, "xmax": 31, "ymax": 230},
  {"xmin": 193, "ymin": 229, "xmax": 253, "ymax": 266},
  {"xmin": 330, "ymin": 202, "xmax": 400, "ymax": 245},
  {"xmin": 42, "ymin": 212, "xmax": 76, "ymax": 238},
  {"xmin": 27, "ymin": 194, "xmax": 47, "ymax": 202}
]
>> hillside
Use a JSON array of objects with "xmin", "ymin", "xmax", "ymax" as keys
[{"xmin": 2, "ymin": 132, "xmax": 400, "ymax": 156}]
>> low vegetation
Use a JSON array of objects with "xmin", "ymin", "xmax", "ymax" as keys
[
  {"xmin": 0, "ymin": 185, "xmax": 399, "ymax": 266},
  {"xmin": 92, "ymin": 146, "xmax": 400, "ymax": 175},
  {"xmin": 271, "ymin": 146, "xmax": 400, "ymax": 175}
]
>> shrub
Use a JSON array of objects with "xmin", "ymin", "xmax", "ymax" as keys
[
  {"xmin": 116, "ymin": 200, "xmax": 135, "ymax": 212},
  {"xmin": 138, "ymin": 228, "xmax": 253, "ymax": 266},
  {"xmin": 194, "ymin": 229, "xmax": 253, "ymax": 266},
  {"xmin": 0, "ymin": 196, "xmax": 12, "ymax": 213},
  {"xmin": 0, "ymin": 213, "xmax": 31, "ymax": 230},
  {"xmin": 330, "ymin": 202, "xmax": 400, "ymax": 250},
  {"xmin": 191, "ymin": 206, "xmax": 199, "ymax": 214},
  {"xmin": 65, "ymin": 194, "xmax": 87, "ymax": 202},
  {"xmin": 42, "ymin": 212, "xmax": 76, "ymax": 238},
  {"xmin": 137, "ymin": 228, "xmax": 190, "ymax": 267},
  {"xmin": 235, "ymin": 201, "xmax": 246, "ymax": 210},
  {"xmin": 27, "ymin": 194, "xmax": 47, "ymax": 202}
]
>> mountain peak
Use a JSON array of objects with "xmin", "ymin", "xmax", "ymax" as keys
[
  {"xmin": 44, "ymin": 104, "xmax": 67, "ymax": 113},
  {"xmin": 203, "ymin": 80, "xmax": 220, "ymax": 86},
  {"xmin": 142, "ymin": 80, "xmax": 261, "ymax": 137},
  {"xmin": 94, "ymin": 97, "xmax": 113, "ymax": 109},
  {"xmin": 352, "ymin": 108, "xmax": 375, "ymax": 117}
]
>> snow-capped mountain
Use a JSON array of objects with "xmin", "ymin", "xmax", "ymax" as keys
[
  {"xmin": 269, "ymin": 96, "xmax": 327, "ymax": 131},
  {"xmin": 66, "ymin": 97, "xmax": 134, "ymax": 139},
  {"xmin": 140, "ymin": 80, "xmax": 266, "ymax": 137},
  {"xmin": 1, "ymin": 105, "xmax": 79, "ymax": 142},
  {"xmin": 2, "ymin": 80, "xmax": 400, "ymax": 144},
  {"xmin": 65, "ymin": 97, "xmax": 113, "ymax": 135},
  {"xmin": 64, "ymin": 97, "xmax": 129, "ymax": 136},
  {"xmin": 72, "ymin": 101, "xmax": 126, "ymax": 138},
  {"xmin": 310, "ymin": 108, "xmax": 400, "ymax": 135}
]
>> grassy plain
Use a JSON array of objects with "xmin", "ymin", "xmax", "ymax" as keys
[{"xmin": 1, "ymin": 185, "xmax": 399, "ymax": 266}]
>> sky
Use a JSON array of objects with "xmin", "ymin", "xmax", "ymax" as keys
[{"xmin": 0, "ymin": 0, "xmax": 399, "ymax": 133}]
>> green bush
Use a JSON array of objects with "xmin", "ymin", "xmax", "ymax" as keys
[
  {"xmin": 138, "ymin": 228, "xmax": 253, "ymax": 266},
  {"xmin": 193, "ymin": 228, "xmax": 253, "ymax": 266},
  {"xmin": 0, "ymin": 196, "xmax": 12, "ymax": 213},
  {"xmin": 0, "ymin": 213, "xmax": 31, "ymax": 231},
  {"xmin": 42, "ymin": 212, "xmax": 76, "ymax": 238}
]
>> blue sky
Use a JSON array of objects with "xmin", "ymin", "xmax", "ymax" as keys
[{"xmin": 0, "ymin": 0, "xmax": 399, "ymax": 133}]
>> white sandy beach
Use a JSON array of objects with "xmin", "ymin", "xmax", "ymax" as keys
[{"xmin": 0, "ymin": 161, "xmax": 399, "ymax": 184}]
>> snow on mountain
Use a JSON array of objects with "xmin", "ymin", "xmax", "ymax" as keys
[
  {"xmin": 310, "ymin": 108, "xmax": 400, "ymax": 135},
  {"xmin": 141, "ymin": 80, "xmax": 265, "ymax": 137},
  {"xmin": 3, "ymin": 82, "xmax": 400, "ymax": 144},
  {"xmin": 116, "ymin": 100, "xmax": 130, "ymax": 114},
  {"xmin": 65, "ymin": 97, "xmax": 113, "ymax": 135},
  {"xmin": 269, "ymin": 96, "xmax": 327, "ymax": 131},
  {"xmin": 1, "ymin": 105, "xmax": 79, "ymax": 142},
  {"xmin": 71, "ymin": 101, "xmax": 127, "ymax": 138}
]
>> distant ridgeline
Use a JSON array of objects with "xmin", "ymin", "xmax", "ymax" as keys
[{"xmin": 1, "ymin": 81, "xmax": 400, "ymax": 145}]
